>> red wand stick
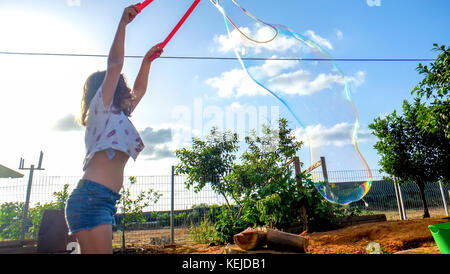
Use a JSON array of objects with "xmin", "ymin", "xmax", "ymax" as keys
[
  {"xmin": 160, "ymin": 0, "xmax": 200, "ymax": 49},
  {"xmin": 136, "ymin": 0, "xmax": 155, "ymax": 13}
]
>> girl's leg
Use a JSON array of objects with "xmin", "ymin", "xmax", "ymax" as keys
[{"xmin": 75, "ymin": 224, "xmax": 113, "ymax": 254}]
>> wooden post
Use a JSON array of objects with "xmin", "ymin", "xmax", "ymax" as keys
[
  {"xmin": 320, "ymin": 157, "xmax": 328, "ymax": 183},
  {"xmin": 319, "ymin": 156, "xmax": 336, "ymax": 218},
  {"xmin": 293, "ymin": 157, "xmax": 302, "ymax": 186},
  {"xmin": 293, "ymin": 157, "xmax": 308, "ymax": 232}
]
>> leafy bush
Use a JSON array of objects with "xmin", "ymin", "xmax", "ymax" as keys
[
  {"xmin": 176, "ymin": 119, "xmax": 366, "ymax": 243},
  {"xmin": 0, "ymin": 184, "xmax": 69, "ymax": 240},
  {"xmin": 213, "ymin": 206, "xmax": 248, "ymax": 244},
  {"xmin": 189, "ymin": 215, "xmax": 222, "ymax": 245},
  {"xmin": 0, "ymin": 202, "xmax": 24, "ymax": 240}
]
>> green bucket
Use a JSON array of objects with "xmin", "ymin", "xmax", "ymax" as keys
[{"xmin": 428, "ymin": 222, "xmax": 450, "ymax": 254}]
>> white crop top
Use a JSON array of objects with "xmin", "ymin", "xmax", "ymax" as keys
[{"xmin": 82, "ymin": 84, "xmax": 145, "ymax": 171}]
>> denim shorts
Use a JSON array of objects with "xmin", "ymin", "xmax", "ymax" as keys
[{"xmin": 65, "ymin": 179, "xmax": 121, "ymax": 235}]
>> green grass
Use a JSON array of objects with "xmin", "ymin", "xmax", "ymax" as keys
[{"xmin": 189, "ymin": 215, "xmax": 222, "ymax": 245}]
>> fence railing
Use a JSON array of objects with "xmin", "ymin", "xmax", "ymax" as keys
[{"xmin": 0, "ymin": 170, "xmax": 449, "ymax": 248}]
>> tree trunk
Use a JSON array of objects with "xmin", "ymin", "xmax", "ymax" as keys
[
  {"xmin": 266, "ymin": 229, "xmax": 309, "ymax": 253},
  {"xmin": 122, "ymin": 221, "xmax": 126, "ymax": 254},
  {"xmin": 416, "ymin": 181, "xmax": 430, "ymax": 218},
  {"xmin": 233, "ymin": 228, "xmax": 309, "ymax": 253},
  {"xmin": 233, "ymin": 228, "xmax": 267, "ymax": 251},
  {"xmin": 300, "ymin": 204, "xmax": 308, "ymax": 232}
]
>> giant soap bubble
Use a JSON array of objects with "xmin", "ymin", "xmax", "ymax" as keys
[{"xmin": 210, "ymin": 0, "xmax": 373, "ymax": 205}]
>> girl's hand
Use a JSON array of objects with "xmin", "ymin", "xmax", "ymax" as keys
[
  {"xmin": 121, "ymin": 5, "xmax": 140, "ymax": 25},
  {"xmin": 144, "ymin": 43, "xmax": 164, "ymax": 63}
]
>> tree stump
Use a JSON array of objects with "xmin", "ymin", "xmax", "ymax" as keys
[
  {"xmin": 266, "ymin": 229, "xmax": 308, "ymax": 253},
  {"xmin": 233, "ymin": 227, "xmax": 267, "ymax": 251},
  {"xmin": 233, "ymin": 227, "xmax": 309, "ymax": 253}
]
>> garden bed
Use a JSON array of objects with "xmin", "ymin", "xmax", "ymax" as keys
[{"xmin": 113, "ymin": 216, "xmax": 450, "ymax": 254}]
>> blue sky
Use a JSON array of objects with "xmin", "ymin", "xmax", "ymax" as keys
[{"xmin": 0, "ymin": 0, "xmax": 449, "ymax": 177}]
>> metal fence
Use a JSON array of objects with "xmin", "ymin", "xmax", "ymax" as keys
[{"xmin": 0, "ymin": 169, "xmax": 449, "ymax": 249}]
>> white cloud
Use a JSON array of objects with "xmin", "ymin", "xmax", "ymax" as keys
[
  {"xmin": 213, "ymin": 27, "xmax": 251, "ymax": 54},
  {"xmin": 208, "ymin": 24, "xmax": 365, "ymax": 99},
  {"xmin": 213, "ymin": 24, "xmax": 302, "ymax": 55},
  {"xmin": 294, "ymin": 122, "xmax": 374, "ymax": 148},
  {"xmin": 52, "ymin": 113, "xmax": 83, "ymax": 131},
  {"xmin": 206, "ymin": 56, "xmax": 366, "ymax": 98},
  {"xmin": 249, "ymin": 58, "xmax": 299, "ymax": 78},
  {"xmin": 139, "ymin": 124, "xmax": 202, "ymax": 161},
  {"xmin": 349, "ymin": 71, "xmax": 366, "ymax": 87},
  {"xmin": 213, "ymin": 24, "xmax": 335, "ymax": 56},
  {"xmin": 205, "ymin": 68, "xmax": 266, "ymax": 98},
  {"xmin": 303, "ymin": 30, "xmax": 333, "ymax": 51},
  {"xmin": 267, "ymin": 70, "xmax": 366, "ymax": 96}
]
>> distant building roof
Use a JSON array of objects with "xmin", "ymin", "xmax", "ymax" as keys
[{"xmin": 0, "ymin": 164, "xmax": 24, "ymax": 178}]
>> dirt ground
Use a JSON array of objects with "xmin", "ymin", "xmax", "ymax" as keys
[
  {"xmin": 306, "ymin": 216, "xmax": 449, "ymax": 254},
  {"xmin": 114, "ymin": 216, "xmax": 450, "ymax": 254}
]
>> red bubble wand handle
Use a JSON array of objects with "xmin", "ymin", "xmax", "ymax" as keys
[
  {"xmin": 160, "ymin": 0, "xmax": 200, "ymax": 49},
  {"xmin": 136, "ymin": 0, "xmax": 155, "ymax": 13}
]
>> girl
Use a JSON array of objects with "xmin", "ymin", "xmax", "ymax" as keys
[{"xmin": 65, "ymin": 4, "xmax": 163, "ymax": 254}]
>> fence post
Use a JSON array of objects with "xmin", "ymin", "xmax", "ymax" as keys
[
  {"xmin": 170, "ymin": 165, "xmax": 175, "ymax": 244},
  {"xmin": 393, "ymin": 178, "xmax": 406, "ymax": 220},
  {"xmin": 21, "ymin": 165, "xmax": 34, "ymax": 241},
  {"xmin": 393, "ymin": 178, "xmax": 407, "ymax": 220},
  {"xmin": 397, "ymin": 181, "xmax": 407, "ymax": 220},
  {"xmin": 19, "ymin": 151, "xmax": 45, "ymax": 241},
  {"xmin": 439, "ymin": 181, "xmax": 449, "ymax": 216},
  {"xmin": 393, "ymin": 178, "xmax": 402, "ymax": 220},
  {"xmin": 320, "ymin": 157, "xmax": 329, "ymax": 182}
]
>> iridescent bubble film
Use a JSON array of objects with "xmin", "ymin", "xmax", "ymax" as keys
[{"xmin": 211, "ymin": 0, "xmax": 372, "ymax": 205}]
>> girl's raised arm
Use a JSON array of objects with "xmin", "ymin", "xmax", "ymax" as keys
[
  {"xmin": 129, "ymin": 44, "xmax": 163, "ymax": 114},
  {"xmin": 101, "ymin": 5, "xmax": 139, "ymax": 109}
]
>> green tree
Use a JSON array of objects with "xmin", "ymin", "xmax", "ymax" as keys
[
  {"xmin": 412, "ymin": 44, "xmax": 450, "ymax": 139},
  {"xmin": 175, "ymin": 128, "xmax": 239, "ymax": 211},
  {"xmin": 118, "ymin": 176, "xmax": 161, "ymax": 252},
  {"xmin": 0, "ymin": 202, "xmax": 24, "ymax": 240},
  {"xmin": 52, "ymin": 184, "xmax": 70, "ymax": 209},
  {"xmin": 370, "ymin": 44, "xmax": 450, "ymax": 219},
  {"xmin": 226, "ymin": 120, "xmax": 334, "ymax": 233},
  {"xmin": 176, "ymin": 118, "xmax": 338, "ymax": 243},
  {"xmin": 370, "ymin": 99, "xmax": 449, "ymax": 218},
  {"xmin": 0, "ymin": 184, "xmax": 69, "ymax": 240}
]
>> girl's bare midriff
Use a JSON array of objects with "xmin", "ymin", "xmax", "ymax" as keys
[{"xmin": 81, "ymin": 149, "xmax": 130, "ymax": 194}]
